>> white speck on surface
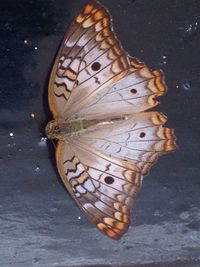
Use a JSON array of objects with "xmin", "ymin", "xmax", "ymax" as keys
[
  {"xmin": 7, "ymin": 141, "xmax": 16, "ymax": 148},
  {"xmin": 154, "ymin": 210, "xmax": 162, "ymax": 217},
  {"xmin": 9, "ymin": 132, "xmax": 14, "ymax": 137},
  {"xmin": 182, "ymin": 81, "xmax": 191, "ymax": 91},
  {"xmin": 38, "ymin": 137, "xmax": 47, "ymax": 147},
  {"xmin": 24, "ymin": 39, "xmax": 28, "ymax": 44},
  {"xmin": 34, "ymin": 46, "xmax": 38, "ymax": 50},
  {"xmin": 186, "ymin": 24, "xmax": 193, "ymax": 33},
  {"xmin": 179, "ymin": 18, "xmax": 199, "ymax": 39},
  {"xmin": 35, "ymin": 166, "xmax": 40, "ymax": 173},
  {"xmin": 78, "ymin": 216, "xmax": 81, "ymax": 220},
  {"xmin": 160, "ymin": 56, "xmax": 167, "ymax": 66}
]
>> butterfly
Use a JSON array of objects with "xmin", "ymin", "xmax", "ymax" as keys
[{"xmin": 45, "ymin": 0, "xmax": 177, "ymax": 240}]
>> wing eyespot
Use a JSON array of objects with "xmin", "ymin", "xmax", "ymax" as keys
[
  {"xmin": 104, "ymin": 176, "xmax": 114, "ymax": 184},
  {"xmin": 130, "ymin": 89, "xmax": 137, "ymax": 94},
  {"xmin": 91, "ymin": 62, "xmax": 101, "ymax": 71},
  {"xmin": 139, "ymin": 132, "xmax": 146, "ymax": 138}
]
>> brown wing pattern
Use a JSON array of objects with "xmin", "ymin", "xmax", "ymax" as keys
[
  {"xmin": 48, "ymin": 0, "xmax": 129, "ymax": 119},
  {"xmin": 56, "ymin": 140, "xmax": 142, "ymax": 240}
]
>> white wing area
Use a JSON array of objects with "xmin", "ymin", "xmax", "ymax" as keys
[
  {"xmin": 75, "ymin": 112, "xmax": 176, "ymax": 174},
  {"xmin": 56, "ymin": 139, "xmax": 142, "ymax": 240}
]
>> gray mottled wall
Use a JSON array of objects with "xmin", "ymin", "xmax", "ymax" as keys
[{"xmin": 0, "ymin": 0, "xmax": 200, "ymax": 266}]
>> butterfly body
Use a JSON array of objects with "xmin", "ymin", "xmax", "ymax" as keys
[
  {"xmin": 45, "ymin": 119, "xmax": 87, "ymax": 139},
  {"xmin": 46, "ymin": 0, "xmax": 177, "ymax": 240},
  {"xmin": 46, "ymin": 118, "xmax": 119, "ymax": 139}
]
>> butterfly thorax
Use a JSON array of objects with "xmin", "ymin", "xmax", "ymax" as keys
[{"xmin": 45, "ymin": 119, "xmax": 110, "ymax": 140}]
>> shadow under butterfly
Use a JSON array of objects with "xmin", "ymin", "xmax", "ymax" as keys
[{"xmin": 45, "ymin": 0, "xmax": 177, "ymax": 240}]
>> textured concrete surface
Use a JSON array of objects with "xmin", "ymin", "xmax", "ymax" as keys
[{"xmin": 1, "ymin": 0, "xmax": 200, "ymax": 266}]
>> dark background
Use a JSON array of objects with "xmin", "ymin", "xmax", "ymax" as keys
[{"xmin": 0, "ymin": 0, "xmax": 200, "ymax": 266}]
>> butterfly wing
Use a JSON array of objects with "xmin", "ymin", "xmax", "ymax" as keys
[
  {"xmin": 48, "ymin": 0, "xmax": 166, "ymax": 121},
  {"xmin": 56, "ymin": 139, "xmax": 142, "ymax": 240},
  {"xmin": 55, "ymin": 111, "xmax": 176, "ymax": 239},
  {"xmin": 48, "ymin": 0, "xmax": 129, "ymax": 119},
  {"xmin": 75, "ymin": 111, "xmax": 176, "ymax": 175}
]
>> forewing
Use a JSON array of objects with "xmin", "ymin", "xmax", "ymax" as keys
[
  {"xmin": 76, "ymin": 112, "xmax": 177, "ymax": 175},
  {"xmin": 48, "ymin": 0, "xmax": 129, "ymax": 119},
  {"xmin": 56, "ymin": 140, "xmax": 142, "ymax": 240}
]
